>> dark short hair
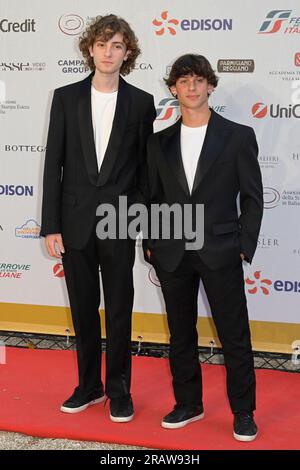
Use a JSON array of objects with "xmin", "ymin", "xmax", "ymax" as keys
[
  {"xmin": 165, "ymin": 54, "xmax": 218, "ymax": 88},
  {"xmin": 79, "ymin": 14, "xmax": 141, "ymax": 76}
]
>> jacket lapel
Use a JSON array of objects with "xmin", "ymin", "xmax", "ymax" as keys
[
  {"xmin": 78, "ymin": 74, "xmax": 130, "ymax": 187},
  {"xmin": 160, "ymin": 118, "xmax": 190, "ymax": 197},
  {"xmin": 97, "ymin": 76, "xmax": 130, "ymax": 186},
  {"xmin": 78, "ymin": 72, "xmax": 98, "ymax": 186},
  {"xmin": 192, "ymin": 109, "xmax": 232, "ymax": 193}
]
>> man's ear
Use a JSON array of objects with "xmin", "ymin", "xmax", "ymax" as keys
[
  {"xmin": 170, "ymin": 85, "xmax": 177, "ymax": 97},
  {"xmin": 89, "ymin": 45, "xmax": 94, "ymax": 57},
  {"xmin": 124, "ymin": 50, "xmax": 131, "ymax": 62}
]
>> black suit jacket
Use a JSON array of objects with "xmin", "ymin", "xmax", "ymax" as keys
[
  {"xmin": 144, "ymin": 110, "xmax": 263, "ymax": 271},
  {"xmin": 41, "ymin": 73, "xmax": 156, "ymax": 249}
]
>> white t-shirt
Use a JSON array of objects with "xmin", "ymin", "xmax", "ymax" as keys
[
  {"xmin": 180, "ymin": 123, "xmax": 208, "ymax": 193},
  {"xmin": 91, "ymin": 86, "xmax": 118, "ymax": 171}
]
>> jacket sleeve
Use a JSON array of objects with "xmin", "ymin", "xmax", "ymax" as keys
[
  {"xmin": 142, "ymin": 133, "xmax": 162, "ymax": 263},
  {"xmin": 136, "ymin": 95, "xmax": 156, "ymax": 205},
  {"xmin": 237, "ymin": 127, "xmax": 263, "ymax": 262},
  {"xmin": 40, "ymin": 89, "xmax": 65, "ymax": 237}
]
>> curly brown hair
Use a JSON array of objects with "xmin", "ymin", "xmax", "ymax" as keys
[
  {"xmin": 79, "ymin": 14, "xmax": 141, "ymax": 76},
  {"xmin": 165, "ymin": 54, "xmax": 219, "ymax": 88}
]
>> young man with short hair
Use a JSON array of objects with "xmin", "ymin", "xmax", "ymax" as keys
[
  {"xmin": 41, "ymin": 14, "xmax": 156, "ymax": 422},
  {"xmin": 145, "ymin": 54, "xmax": 263, "ymax": 441}
]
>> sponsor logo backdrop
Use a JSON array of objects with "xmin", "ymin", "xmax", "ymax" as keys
[{"xmin": 0, "ymin": 1, "xmax": 299, "ymax": 341}]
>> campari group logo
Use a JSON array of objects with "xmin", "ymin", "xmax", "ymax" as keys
[
  {"xmin": 258, "ymin": 10, "xmax": 300, "ymax": 34},
  {"xmin": 152, "ymin": 10, "xmax": 232, "ymax": 36}
]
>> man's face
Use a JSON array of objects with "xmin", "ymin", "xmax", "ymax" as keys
[
  {"xmin": 89, "ymin": 31, "xmax": 130, "ymax": 75},
  {"xmin": 170, "ymin": 74, "xmax": 214, "ymax": 110}
]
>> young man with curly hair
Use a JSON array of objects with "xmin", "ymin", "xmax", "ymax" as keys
[
  {"xmin": 41, "ymin": 14, "xmax": 156, "ymax": 422},
  {"xmin": 144, "ymin": 54, "xmax": 263, "ymax": 440}
]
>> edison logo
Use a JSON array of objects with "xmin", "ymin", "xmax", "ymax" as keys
[
  {"xmin": 252, "ymin": 102, "xmax": 268, "ymax": 118},
  {"xmin": 152, "ymin": 11, "xmax": 232, "ymax": 36},
  {"xmin": 258, "ymin": 10, "xmax": 292, "ymax": 34},
  {"xmin": 152, "ymin": 11, "xmax": 179, "ymax": 35},
  {"xmin": 245, "ymin": 271, "xmax": 272, "ymax": 295}
]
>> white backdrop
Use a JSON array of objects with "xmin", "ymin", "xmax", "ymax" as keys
[{"xmin": 1, "ymin": 0, "xmax": 300, "ymax": 325}]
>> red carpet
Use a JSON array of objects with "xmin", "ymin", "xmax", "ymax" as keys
[{"xmin": 0, "ymin": 347, "xmax": 299, "ymax": 450}]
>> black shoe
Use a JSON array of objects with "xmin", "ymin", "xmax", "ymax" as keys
[
  {"xmin": 109, "ymin": 395, "xmax": 134, "ymax": 423},
  {"xmin": 161, "ymin": 404, "xmax": 204, "ymax": 429},
  {"xmin": 60, "ymin": 387, "xmax": 105, "ymax": 414},
  {"xmin": 233, "ymin": 411, "xmax": 258, "ymax": 442}
]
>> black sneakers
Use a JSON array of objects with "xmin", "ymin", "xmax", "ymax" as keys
[
  {"xmin": 60, "ymin": 387, "xmax": 105, "ymax": 413},
  {"xmin": 161, "ymin": 404, "xmax": 204, "ymax": 429},
  {"xmin": 109, "ymin": 394, "xmax": 134, "ymax": 423},
  {"xmin": 233, "ymin": 411, "xmax": 258, "ymax": 442}
]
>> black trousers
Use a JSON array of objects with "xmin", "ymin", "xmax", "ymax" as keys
[
  {"xmin": 154, "ymin": 251, "xmax": 256, "ymax": 413},
  {"xmin": 62, "ymin": 230, "xmax": 136, "ymax": 399}
]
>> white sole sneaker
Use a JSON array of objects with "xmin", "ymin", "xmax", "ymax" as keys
[
  {"xmin": 109, "ymin": 413, "xmax": 134, "ymax": 423},
  {"xmin": 233, "ymin": 431, "xmax": 258, "ymax": 442},
  {"xmin": 60, "ymin": 395, "xmax": 105, "ymax": 414},
  {"xmin": 161, "ymin": 412, "xmax": 204, "ymax": 429}
]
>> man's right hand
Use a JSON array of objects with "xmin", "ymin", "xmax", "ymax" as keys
[{"xmin": 45, "ymin": 234, "xmax": 65, "ymax": 259}]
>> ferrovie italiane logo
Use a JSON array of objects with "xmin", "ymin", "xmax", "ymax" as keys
[
  {"xmin": 156, "ymin": 97, "xmax": 179, "ymax": 121},
  {"xmin": 152, "ymin": 10, "xmax": 232, "ymax": 36},
  {"xmin": 258, "ymin": 10, "xmax": 300, "ymax": 34}
]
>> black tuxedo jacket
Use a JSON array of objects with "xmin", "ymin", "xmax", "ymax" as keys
[
  {"xmin": 144, "ymin": 110, "xmax": 263, "ymax": 271},
  {"xmin": 41, "ymin": 73, "xmax": 156, "ymax": 249}
]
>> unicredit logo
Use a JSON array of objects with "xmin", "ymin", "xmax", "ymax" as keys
[
  {"xmin": 58, "ymin": 14, "xmax": 84, "ymax": 35},
  {"xmin": 252, "ymin": 102, "xmax": 300, "ymax": 119},
  {"xmin": 53, "ymin": 263, "xmax": 65, "ymax": 278},
  {"xmin": 252, "ymin": 102, "xmax": 268, "ymax": 118},
  {"xmin": 0, "ymin": 18, "xmax": 36, "ymax": 32}
]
